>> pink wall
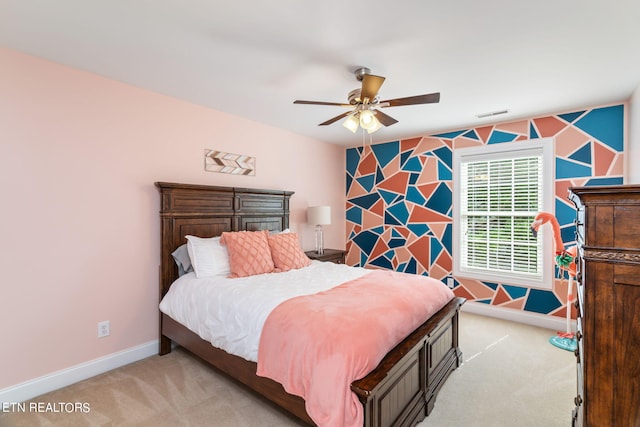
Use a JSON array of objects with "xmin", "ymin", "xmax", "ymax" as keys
[{"xmin": 0, "ymin": 48, "xmax": 345, "ymax": 390}]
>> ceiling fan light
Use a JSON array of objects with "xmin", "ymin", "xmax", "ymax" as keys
[
  {"xmin": 359, "ymin": 110, "xmax": 375, "ymax": 129},
  {"xmin": 342, "ymin": 114, "xmax": 359, "ymax": 133},
  {"xmin": 366, "ymin": 116, "xmax": 382, "ymax": 133}
]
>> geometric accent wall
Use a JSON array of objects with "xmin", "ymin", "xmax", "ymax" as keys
[{"xmin": 346, "ymin": 104, "xmax": 625, "ymax": 318}]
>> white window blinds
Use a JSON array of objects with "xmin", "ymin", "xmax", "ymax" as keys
[{"xmin": 453, "ymin": 139, "xmax": 554, "ymax": 288}]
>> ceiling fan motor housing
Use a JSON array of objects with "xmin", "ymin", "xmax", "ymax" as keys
[
  {"xmin": 348, "ymin": 88, "xmax": 379, "ymax": 105},
  {"xmin": 354, "ymin": 67, "xmax": 371, "ymax": 81}
]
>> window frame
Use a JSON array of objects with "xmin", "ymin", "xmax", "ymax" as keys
[{"xmin": 452, "ymin": 138, "xmax": 555, "ymax": 289}]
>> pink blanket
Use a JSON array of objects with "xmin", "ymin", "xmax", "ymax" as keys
[{"xmin": 256, "ymin": 270, "xmax": 455, "ymax": 427}]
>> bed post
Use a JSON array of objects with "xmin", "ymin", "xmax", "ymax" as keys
[{"xmin": 157, "ymin": 182, "xmax": 178, "ymax": 355}]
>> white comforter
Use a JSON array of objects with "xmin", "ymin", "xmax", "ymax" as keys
[{"xmin": 159, "ymin": 261, "xmax": 369, "ymax": 362}]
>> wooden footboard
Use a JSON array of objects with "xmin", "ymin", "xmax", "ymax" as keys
[
  {"xmin": 161, "ymin": 297, "xmax": 464, "ymax": 427},
  {"xmin": 352, "ymin": 297, "xmax": 464, "ymax": 427}
]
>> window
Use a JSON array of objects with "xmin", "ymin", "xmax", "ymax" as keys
[{"xmin": 453, "ymin": 138, "xmax": 554, "ymax": 288}]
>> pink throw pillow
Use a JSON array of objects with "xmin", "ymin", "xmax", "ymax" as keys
[
  {"xmin": 268, "ymin": 232, "xmax": 311, "ymax": 272},
  {"xmin": 220, "ymin": 230, "xmax": 275, "ymax": 278}
]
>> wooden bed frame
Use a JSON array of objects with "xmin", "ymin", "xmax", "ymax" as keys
[{"xmin": 156, "ymin": 182, "xmax": 465, "ymax": 427}]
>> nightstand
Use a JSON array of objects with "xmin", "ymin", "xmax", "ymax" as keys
[{"xmin": 305, "ymin": 249, "xmax": 346, "ymax": 264}]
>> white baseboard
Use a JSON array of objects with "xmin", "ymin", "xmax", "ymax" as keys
[
  {"xmin": 0, "ymin": 340, "xmax": 158, "ymax": 404},
  {"xmin": 461, "ymin": 301, "xmax": 574, "ymax": 332}
]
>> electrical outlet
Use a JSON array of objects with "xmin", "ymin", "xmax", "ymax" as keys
[
  {"xmin": 446, "ymin": 278, "xmax": 455, "ymax": 289},
  {"xmin": 98, "ymin": 320, "xmax": 110, "ymax": 338}
]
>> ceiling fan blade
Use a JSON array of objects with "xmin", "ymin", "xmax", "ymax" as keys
[
  {"xmin": 380, "ymin": 92, "xmax": 440, "ymax": 107},
  {"xmin": 374, "ymin": 110, "xmax": 399, "ymax": 127},
  {"xmin": 361, "ymin": 74, "xmax": 385, "ymax": 102},
  {"xmin": 294, "ymin": 100, "xmax": 351, "ymax": 107},
  {"xmin": 319, "ymin": 111, "xmax": 352, "ymax": 126}
]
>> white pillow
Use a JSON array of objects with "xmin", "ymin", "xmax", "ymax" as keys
[
  {"xmin": 185, "ymin": 235, "xmax": 231, "ymax": 278},
  {"xmin": 270, "ymin": 228, "xmax": 291, "ymax": 234}
]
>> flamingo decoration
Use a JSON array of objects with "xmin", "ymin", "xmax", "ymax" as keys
[{"xmin": 530, "ymin": 212, "xmax": 578, "ymax": 351}]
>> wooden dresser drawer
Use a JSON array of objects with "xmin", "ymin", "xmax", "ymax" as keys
[{"xmin": 613, "ymin": 206, "xmax": 640, "ymax": 251}]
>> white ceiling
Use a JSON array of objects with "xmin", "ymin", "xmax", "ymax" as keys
[{"xmin": 2, "ymin": 0, "xmax": 639, "ymax": 147}]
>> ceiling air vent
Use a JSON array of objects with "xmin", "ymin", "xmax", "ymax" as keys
[{"xmin": 476, "ymin": 109, "xmax": 509, "ymax": 119}]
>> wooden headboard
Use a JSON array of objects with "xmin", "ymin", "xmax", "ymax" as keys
[{"xmin": 155, "ymin": 182, "xmax": 294, "ymax": 298}]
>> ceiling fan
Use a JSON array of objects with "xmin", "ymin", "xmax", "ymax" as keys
[{"xmin": 293, "ymin": 67, "xmax": 440, "ymax": 133}]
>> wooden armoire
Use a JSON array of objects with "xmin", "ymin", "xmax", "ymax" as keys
[{"xmin": 568, "ymin": 185, "xmax": 640, "ymax": 427}]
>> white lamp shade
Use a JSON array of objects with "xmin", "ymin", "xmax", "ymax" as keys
[
  {"xmin": 342, "ymin": 114, "xmax": 359, "ymax": 133},
  {"xmin": 308, "ymin": 206, "xmax": 331, "ymax": 225},
  {"xmin": 366, "ymin": 115, "xmax": 382, "ymax": 133},
  {"xmin": 359, "ymin": 110, "xmax": 376, "ymax": 128}
]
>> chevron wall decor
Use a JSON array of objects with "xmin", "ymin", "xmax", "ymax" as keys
[{"xmin": 205, "ymin": 150, "xmax": 256, "ymax": 175}]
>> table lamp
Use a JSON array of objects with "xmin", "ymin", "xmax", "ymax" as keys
[{"xmin": 307, "ymin": 206, "xmax": 331, "ymax": 255}]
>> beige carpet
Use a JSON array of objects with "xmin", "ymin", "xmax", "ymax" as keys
[
  {"xmin": 0, "ymin": 312, "xmax": 576, "ymax": 426},
  {"xmin": 420, "ymin": 312, "xmax": 576, "ymax": 427}
]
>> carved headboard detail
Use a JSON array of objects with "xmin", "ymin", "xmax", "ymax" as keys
[{"xmin": 155, "ymin": 182, "xmax": 294, "ymax": 298}]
